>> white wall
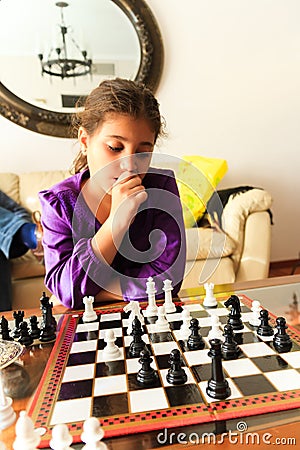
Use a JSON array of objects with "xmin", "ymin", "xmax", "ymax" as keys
[{"xmin": 1, "ymin": 0, "xmax": 300, "ymax": 262}]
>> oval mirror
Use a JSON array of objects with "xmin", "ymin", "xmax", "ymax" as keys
[{"xmin": 0, "ymin": 0, "xmax": 164, "ymax": 138}]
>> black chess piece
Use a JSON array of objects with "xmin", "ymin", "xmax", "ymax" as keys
[
  {"xmin": 221, "ymin": 324, "xmax": 241, "ymax": 360},
  {"xmin": 18, "ymin": 321, "xmax": 34, "ymax": 347},
  {"xmin": 128, "ymin": 317, "xmax": 147, "ymax": 357},
  {"xmin": 224, "ymin": 295, "xmax": 243, "ymax": 330},
  {"xmin": 273, "ymin": 317, "xmax": 292, "ymax": 353},
  {"xmin": 11, "ymin": 310, "xmax": 25, "ymax": 338},
  {"xmin": 166, "ymin": 348, "xmax": 187, "ymax": 385},
  {"xmin": 40, "ymin": 292, "xmax": 57, "ymax": 331},
  {"xmin": 39, "ymin": 294, "xmax": 56, "ymax": 342},
  {"xmin": 29, "ymin": 315, "xmax": 40, "ymax": 340},
  {"xmin": 206, "ymin": 339, "xmax": 231, "ymax": 400},
  {"xmin": 257, "ymin": 309, "xmax": 274, "ymax": 337},
  {"xmin": 0, "ymin": 316, "xmax": 13, "ymax": 341},
  {"xmin": 187, "ymin": 318, "xmax": 205, "ymax": 350},
  {"xmin": 136, "ymin": 348, "xmax": 159, "ymax": 386}
]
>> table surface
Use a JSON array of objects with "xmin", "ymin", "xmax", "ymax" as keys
[{"xmin": 1, "ymin": 275, "xmax": 300, "ymax": 449}]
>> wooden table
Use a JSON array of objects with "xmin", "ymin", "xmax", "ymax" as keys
[{"xmin": 1, "ymin": 276, "xmax": 300, "ymax": 449}]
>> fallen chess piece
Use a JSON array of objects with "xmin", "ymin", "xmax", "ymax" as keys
[{"xmin": 81, "ymin": 416, "xmax": 107, "ymax": 449}]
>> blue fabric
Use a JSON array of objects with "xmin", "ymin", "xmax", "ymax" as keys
[{"xmin": 0, "ymin": 190, "xmax": 32, "ymax": 258}]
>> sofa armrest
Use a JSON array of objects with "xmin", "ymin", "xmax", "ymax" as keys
[{"xmin": 235, "ymin": 211, "xmax": 272, "ymax": 281}]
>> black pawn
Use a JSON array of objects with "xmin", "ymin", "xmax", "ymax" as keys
[
  {"xmin": 224, "ymin": 295, "xmax": 243, "ymax": 330},
  {"xmin": 273, "ymin": 317, "xmax": 293, "ymax": 353},
  {"xmin": 187, "ymin": 318, "xmax": 205, "ymax": 350},
  {"xmin": 221, "ymin": 324, "xmax": 241, "ymax": 360},
  {"xmin": 11, "ymin": 310, "xmax": 24, "ymax": 338},
  {"xmin": 257, "ymin": 309, "xmax": 274, "ymax": 337},
  {"xmin": 129, "ymin": 317, "xmax": 147, "ymax": 357},
  {"xmin": 18, "ymin": 321, "xmax": 34, "ymax": 347},
  {"xmin": 136, "ymin": 348, "xmax": 158, "ymax": 386},
  {"xmin": 166, "ymin": 348, "xmax": 187, "ymax": 385},
  {"xmin": 0, "ymin": 316, "xmax": 13, "ymax": 341},
  {"xmin": 29, "ymin": 315, "xmax": 40, "ymax": 340},
  {"xmin": 206, "ymin": 339, "xmax": 231, "ymax": 400}
]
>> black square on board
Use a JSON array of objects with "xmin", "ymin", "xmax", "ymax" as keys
[
  {"xmin": 165, "ymin": 383, "xmax": 205, "ymax": 406},
  {"xmin": 58, "ymin": 379, "xmax": 93, "ymax": 400},
  {"xmin": 93, "ymin": 393, "xmax": 129, "ymax": 417},
  {"xmin": 232, "ymin": 374, "xmax": 276, "ymax": 396}
]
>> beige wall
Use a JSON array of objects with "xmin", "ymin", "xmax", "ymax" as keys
[{"xmin": 1, "ymin": 0, "xmax": 300, "ymax": 262}]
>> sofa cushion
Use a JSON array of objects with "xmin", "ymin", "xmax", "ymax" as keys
[
  {"xmin": 185, "ymin": 227, "xmax": 236, "ymax": 261},
  {"xmin": 0, "ymin": 173, "xmax": 20, "ymax": 203},
  {"xmin": 10, "ymin": 251, "xmax": 45, "ymax": 280}
]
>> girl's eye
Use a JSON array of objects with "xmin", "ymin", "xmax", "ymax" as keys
[{"xmin": 108, "ymin": 145, "xmax": 123, "ymax": 152}]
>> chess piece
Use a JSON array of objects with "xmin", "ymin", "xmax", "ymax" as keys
[
  {"xmin": 203, "ymin": 282, "xmax": 217, "ymax": 308},
  {"xmin": 103, "ymin": 330, "xmax": 121, "ymax": 359},
  {"xmin": 163, "ymin": 279, "xmax": 176, "ymax": 313},
  {"xmin": 81, "ymin": 417, "xmax": 107, "ymax": 450},
  {"xmin": 179, "ymin": 308, "xmax": 192, "ymax": 340},
  {"xmin": 249, "ymin": 300, "xmax": 261, "ymax": 327},
  {"xmin": 136, "ymin": 348, "xmax": 159, "ymax": 386},
  {"xmin": 0, "ymin": 317, "xmax": 13, "ymax": 341},
  {"xmin": 273, "ymin": 317, "xmax": 293, "ymax": 353},
  {"xmin": 128, "ymin": 317, "xmax": 147, "ymax": 357},
  {"xmin": 50, "ymin": 423, "xmax": 73, "ymax": 449},
  {"xmin": 145, "ymin": 276, "xmax": 158, "ymax": 316},
  {"xmin": 40, "ymin": 292, "xmax": 57, "ymax": 331},
  {"xmin": 206, "ymin": 339, "xmax": 231, "ymax": 400},
  {"xmin": 221, "ymin": 324, "xmax": 241, "ymax": 360},
  {"xmin": 224, "ymin": 295, "xmax": 243, "ymax": 330},
  {"xmin": 257, "ymin": 309, "xmax": 274, "ymax": 337},
  {"xmin": 124, "ymin": 300, "xmax": 144, "ymax": 335},
  {"xmin": 166, "ymin": 348, "xmax": 187, "ymax": 385},
  {"xmin": 18, "ymin": 321, "xmax": 34, "ymax": 347},
  {"xmin": 40, "ymin": 294, "xmax": 56, "ymax": 342},
  {"xmin": 82, "ymin": 296, "xmax": 98, "ymax": 322},
  {"xmin": 187, "ymin": 318, "xmax": 205, "ymax": 349},
  {"xmin": 29, "ymin": 316, "xmax": 40, "ymax": 340},
  {"xmin": 207, "ymin": 314, "xmax": 224, "ymax": 341},
  {"xmin": 155, "ymin": 306, "xmax": 170, "ymax": 332},
  {"xmin": 11, "ymin": 310, "xmax": 24, "ymax": 339},
  {"xmin": 12, "ymin": 410, "xmax": 41, "ymax": 449},
  {"xmin": 0, "ymin": 370, "xmax": 16, "ymax": 430}
]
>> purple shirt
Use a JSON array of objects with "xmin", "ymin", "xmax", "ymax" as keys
[{"xmin": 39, "ymin": 168, "xmax": 186, "ymax": 309}]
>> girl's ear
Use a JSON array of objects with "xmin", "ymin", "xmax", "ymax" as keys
[{"xmin": 78, "ymin": 127, "xmax": 88, "ymax": 154}]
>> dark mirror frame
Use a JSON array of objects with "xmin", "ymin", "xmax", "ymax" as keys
[{"xmin": 0, "ymin": 0, "xmax": 164, "ymax": 138}]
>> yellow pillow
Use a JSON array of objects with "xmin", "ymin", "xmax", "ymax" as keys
[{"xmin": 176, "ymin": 155, "xmax": 228, "ymax": 227}]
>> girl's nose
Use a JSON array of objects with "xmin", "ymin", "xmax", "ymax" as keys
[{"xmin": 120, "ymin": 156, "xmax": 138, "ymax": 173}]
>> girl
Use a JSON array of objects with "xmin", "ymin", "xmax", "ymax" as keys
[{"xmin": 39, "ymin": 78, "xmax": 186, "ymax": 309}]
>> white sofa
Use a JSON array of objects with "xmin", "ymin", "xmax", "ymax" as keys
[{"xmin": 0, "ymin": 171, "xmax": 273, "ymax": 309}]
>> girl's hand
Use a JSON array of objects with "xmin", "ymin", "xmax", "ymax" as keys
[{"xmin": 109, "ymin": 170, "xmax": 148, "ymax": 231}]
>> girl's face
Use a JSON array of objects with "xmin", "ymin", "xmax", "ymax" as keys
[{"xmin": 79, "ymin": 113, "xmax": 155, "ymax": 192}]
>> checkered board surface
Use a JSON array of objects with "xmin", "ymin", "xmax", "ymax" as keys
[{"xmin": 29, "ymin": 295, "xmax": 300, "ymax": 447}]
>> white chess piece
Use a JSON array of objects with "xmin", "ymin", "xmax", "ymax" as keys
[
  {"xmin": 203, "ymin": 283, "xmax": 217, "ymax": 308},
  {"xmin": 145, "ymin": 277, "xmax": 158, "ymax": 316},
  {"xmin": 82, "ymin": 296, "xmax": 97, "ymax": 322},
  {"xmin": 249, "ymin": 300, "xmax": 261, "ymax": 326},
  {"xmin": 103, "ymin": 330, "xmax": 121, "ymax": 358},
  {"xmin": 81, "ymin": 417, "xmax": 107, "ymax": 450},
  {"xmin": 163, "ymin": 279, "xmax": 176, "ymax": 313},
  {"xmin": 124, "ymin": 301, "xmax": 144, "ymax": 335},
  {"xmin": 0, "ymin": 369, "xmax": 16, "ymax": 431},
  {"xmin": 207, "ymin": 314, "xmax": 224, "ymax": 341},
  {"xmin": 155, "ymin": 306, "xmax": 170, "ymax": 332},
  {"xmin": 179, "ymin": 308, "xmax": 192, "ymax": 339},
  {"xmin": 12, "ymin": 410, "xmax": 41, "ymax": 449},
  {"xmin": 50, "ymin": 423, "xmax": 73, "ymax": 450}
]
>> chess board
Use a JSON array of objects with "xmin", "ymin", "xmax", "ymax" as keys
[{"xmin": 28, "ymin": 294, "xmax": 300, "ymax": 447}]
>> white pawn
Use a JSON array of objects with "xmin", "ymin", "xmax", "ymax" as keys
[
  {"xmin": 155, "ymin": 306, "xmax": 170, "ymax": 332},
  {"xmin": 81, "ymin": 417, "xmax": 107, "ymax": 450},
  {"xmin": 82, "ymin": 296, "xmax": 97, "ymax": 322},
  {"xmin": 13, "ymin": 410, "xmax": 41, "ymax": 449},
  {"xmin": 145, "ymin": 276, "xmax": 158, "ymax": 316},
  {"xmin": 249, "ymin": 300, "xmax": 261, "ymax": 326},
  {"xmin": 0, "ymin": 373, "xmax": 15, "ymax": 430},
  {"xmin": 207, "ymin": 315, "xmax": 224, "ymax": 341},
  {"xmin": 50, "ymin": 423, "xmax": 73, "ymax": 450},
  {"xmin": 203, "ymin": 283, "xmax": 217, "ymax": 308},
  {"xmin": 163, "ymin": 279, "xmax": 176, "ymax": 313},
  {"xmin": 103, "ymin": 329, "xmax": 121, "ymax": 358},
  {"xmin": 179, "ymin": 308, "xmax": 192, "ymax": 339}
]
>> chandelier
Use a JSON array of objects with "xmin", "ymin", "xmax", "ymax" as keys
[{"xmin": 38, "ymin": 2, "xmax": 92, "ymax": 79}]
